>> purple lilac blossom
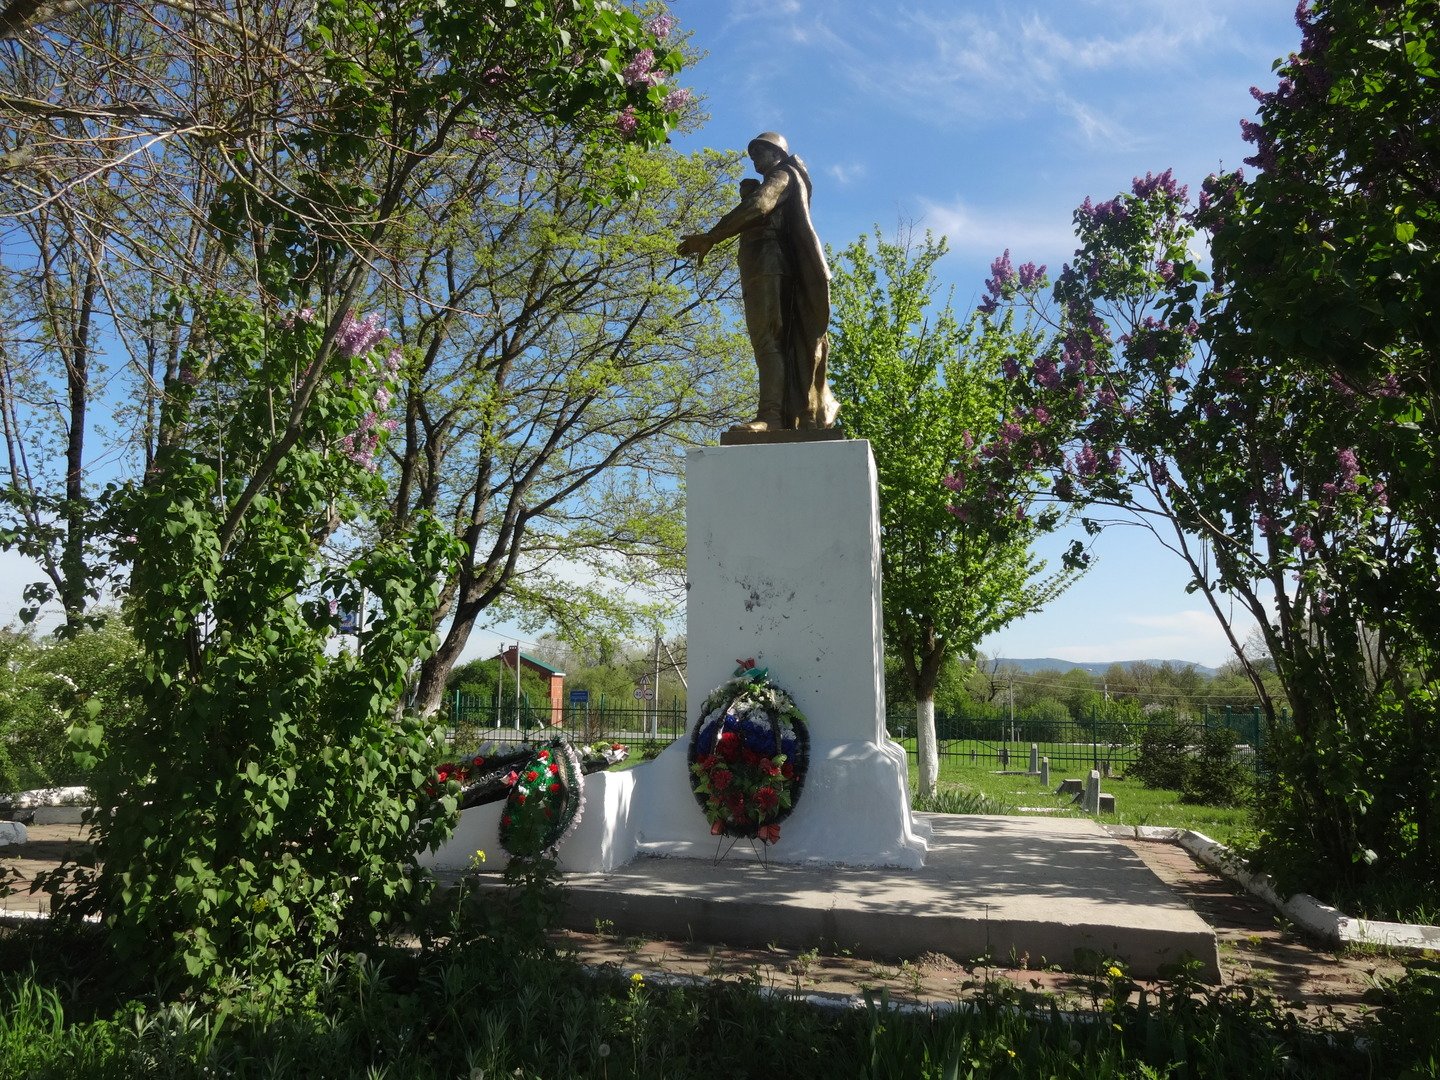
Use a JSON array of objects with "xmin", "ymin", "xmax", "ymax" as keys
[
  {"xmin": 622, "ymin": 49, "xmax": 663, "ymax": 88},
  {"xmin": 336, "ymin": 312, "xmax": 389, "ymax": 358},
  {"xmin": 662, "ymin": 88, "xmax": 691, "ymax": 112},
  {"xmin": 1131, "ymin": 169, "xmax": 1188, "ymax": 202},
  {"xmin": 647, "ymin": 13, "xmax": 676, "ymax": 39},
  {"xmin": 1017, "ymin": 261, "xmax": 1046, "ymax": 289},
  {"xmin": 1336, "ymin": 448, "xmax": 1359, "ymax": 493},
  {"xmin": 614, "ymin": 106, "xmax": 639, "ymax": 137},
  {"xmin": 1033, "ymin": 356, "xmax": 1060, "ymax": 390},
  {"xmin": 979, "ymin": 250, "xmax": 1015, "ymax": 313}
]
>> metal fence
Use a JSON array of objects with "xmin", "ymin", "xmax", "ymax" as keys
[
  {"xmin": 447, "ymin": 690, "xmax": 1273, "ymax": 776},
  {"xmin": 884, "ymin": 704, "xmax": 1271, "ymax": 775},
  {"xmin": 447, "ymin": 693, "xmax": 689, "ymax": 748}
]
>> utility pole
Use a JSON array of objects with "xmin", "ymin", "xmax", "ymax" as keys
[
  {"xmin": 661, "ymin": 638, "xmax": 688, "ymax": 690},
  {"xmin": 1008, "ymin": 681, "xmax": 1015, "ymax": 749}
]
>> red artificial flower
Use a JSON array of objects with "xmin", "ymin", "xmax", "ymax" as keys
[
  {"xmin": 548, "ymin": 763, "xmax": 560, "ymax": 774},
  {"xmin": 472, "ymin": 756, "xmax": 486, "ymax": 767},
  {"xmin": 548, "ymin": 782, "xmax": 562, "ymax": 793},
  {"xmin": 740, "ymin": 748, "xmax": 760, "ymax": 767},
  {"xmin": 538, "ymin": 749, "xmax": 549, "ymax": 760},
  {"xmin": 756, "ymin": 785, "xmax": 779, "ymax": 811},
  {"xmin": 525, "ymin": 770, "xmax": 540, "ymax": 782},
  {"xmin": 761, "ymin": 760, "xmax": 780, "ymax": 777},
  {"xmin": 502, "ymin": 815, "xmax": 511, "ymax": 826},
  {"xmin": 710, "ymin": 768, "xmax": 733, "ymax": 793},
  {"xmin": 782, "ymin": 761, "xmax": 795, "ymax": 780},
  {"xmin": 516, "ymin": 793, "xmax": 527, "ymax": 804}
]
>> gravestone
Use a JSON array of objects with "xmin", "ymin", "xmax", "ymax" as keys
[
  {"xmin": 1028, "ymin": 744, "xmax": 1039, "ymax": 775},
  {"xmin": 1083, "ymin": 769, "xmax": 1102, "ymax": 814},
  {"xmin": 1039, "ymin": 756, "xmax": 1050, "ymax": 788}
]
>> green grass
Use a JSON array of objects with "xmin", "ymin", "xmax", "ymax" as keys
[
  {"xmin": 0, "ymin": 939, "xmax": 1428, "ymax": 1079},
  {"xmin": 900, "ymin": 741, "xmax": 1255, "ymax": 847}
]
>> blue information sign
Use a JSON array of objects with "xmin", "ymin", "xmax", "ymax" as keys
[{"xmin": 568, "ymin": 689, "xmax": 590, "ymax": 705}]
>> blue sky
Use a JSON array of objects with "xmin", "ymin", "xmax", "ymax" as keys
[
  {"xmin": 661, "ymin": 0, "xmax": 1301, "ymax": 668},
  {"xmin": 0, "ymin": 2, "xmax": 1302, "ymax": 670}
]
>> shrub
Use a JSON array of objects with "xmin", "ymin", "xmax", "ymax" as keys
[
  {"xmin": 0, "ymin": 619, "xmax": 141, "ymax": 794},
  {"xmin": 1130, "ymin": 720, "xmax": 1196, "ymax": 790},
  {"xmin": 1180, "ymin": 725, "xmax": 1251, "ymax": 807}
]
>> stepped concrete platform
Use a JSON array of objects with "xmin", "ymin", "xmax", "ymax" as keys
[{"xmin": 448, "ymin": 813, "xmax": 1220, "ymax": 981}]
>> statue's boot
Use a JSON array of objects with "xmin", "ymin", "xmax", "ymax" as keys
[{"xmin": 731, "ymin": 354, "xmax": 785, "ymax": 433}]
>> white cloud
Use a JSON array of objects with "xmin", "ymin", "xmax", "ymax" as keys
[
  {"xmin": 1054, "ymin": 94, "xmax": 1133, "ymax": 149},
  {"xmin": 916, "ymin": 195, "xmax": 1078, "ymax": 262},
  {"xmin": 827, "ymin": 161, "xmax": 867, "ymax": 186}
]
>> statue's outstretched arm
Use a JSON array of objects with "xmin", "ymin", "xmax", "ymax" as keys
[{"xmin": 678, "ymin": 169, "xmax": 791, "ymax": 263}]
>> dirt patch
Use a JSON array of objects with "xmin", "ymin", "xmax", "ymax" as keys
[{"xmin": 3, "ymin": 824, "xmax": 1408, "ymax": 1019}]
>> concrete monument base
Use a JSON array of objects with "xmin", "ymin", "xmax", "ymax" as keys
[{"xmin": 424, "ymin": 438, "xmax": 928, "ymax": 874}]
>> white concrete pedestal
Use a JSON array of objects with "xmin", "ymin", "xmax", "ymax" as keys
[{"xmin": 424, "ymin": 439, "xmax": 928, "ymax": 873}]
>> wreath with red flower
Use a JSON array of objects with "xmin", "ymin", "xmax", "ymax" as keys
[
  {"xmin": 425, "ymin": 742, "xmax": 628, "ymax": 859},
  {"xmin": 688, "ymin": 660, "xmax": 809, "ymax": 845}
]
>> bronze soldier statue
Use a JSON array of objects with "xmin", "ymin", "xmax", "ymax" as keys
[{"xmin": 678, "ymin": 132, "xmax": 839, "ymax": 433}]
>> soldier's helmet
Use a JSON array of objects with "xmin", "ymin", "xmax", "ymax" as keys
[{"xmin": 747, "ymin": 131, "xmax": 789, "ymax": 157}]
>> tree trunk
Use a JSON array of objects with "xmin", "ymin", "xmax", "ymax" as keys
[
  {"xmin": 915, "ymin": 696, "xmax": 939, "ymax": 797},
  {"xmin": 59, "ymin": 267, "xmax": 96, "ymax": 631}
]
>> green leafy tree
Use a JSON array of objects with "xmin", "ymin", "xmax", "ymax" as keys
[
  {"xmin": 1198, "ymin": 0, "xmax": 1438, "ymax": 889},
  {"xmin": 367, "ymin": 134, "xmax": 747, "ymax": 714},
  {"xmin": 47, "ymin": 299, "xmax": 461, "ymax": 1002},
  {"xmin": 977, "ymin": 0, "xmax": 1437, "ymax": 890},
  {"xmin": 828, "ymin": 230, "xmax": 1087, "ymax": 795},
  {"xmin": 1, "ymin": 0, "xmax": 693, "ymax": 627},
  {"xmin": 0, "ymin": 618, "xmax": 140, "ymax": 792},
  {"xmin": 27, "ymin": 1, "xmax": 697, "ymax": 1001}
]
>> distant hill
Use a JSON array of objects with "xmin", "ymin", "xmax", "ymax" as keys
[{"xmin": 994, "ymin": 657, "xmax": 1221, "ymax": 678}]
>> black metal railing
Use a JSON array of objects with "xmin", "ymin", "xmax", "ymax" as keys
[
  {"xmin": 884, "ymin": 704, "xmax": 1273, "ymax": 775},
  {"xmin": 447, "ymin": 693, "xmax": 689, "ymax": 750}
]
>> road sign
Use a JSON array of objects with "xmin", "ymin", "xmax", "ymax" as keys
[
  {"xmin": 569, "ymin": 689, "xmax": 589, "ymax": 705},
  {"xmin": 633, "ymin": 687, "xmax": 653, "ymax": 701}
]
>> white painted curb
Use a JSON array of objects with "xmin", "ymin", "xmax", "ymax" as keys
[{"xmin": 1107, "ymin": 824, "xmax": 1440, "ymax": 955}]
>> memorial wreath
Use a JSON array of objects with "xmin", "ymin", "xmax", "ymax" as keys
[
  {"xmin": 427, "ymin": 740, "xmax": 628, "ymax": 858},
  {"xmin": 688, "ymin": 659, "xmax": 809, "ymax": 844}
]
